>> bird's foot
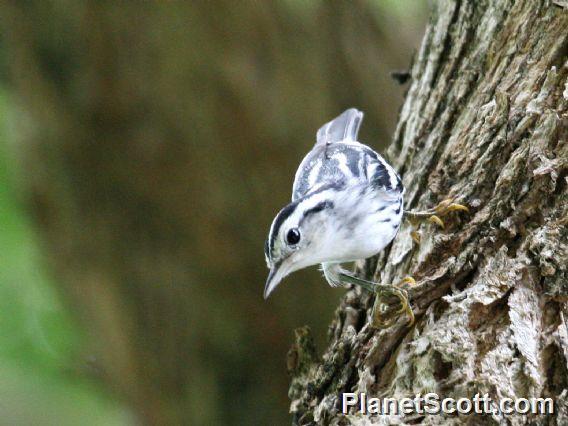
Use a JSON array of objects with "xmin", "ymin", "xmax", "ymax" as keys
[
  {"xmin": 338, "ymin": 271, "xmax": 415, "ymax": 328},
  {"xmin": 405, "ymin": 198, "xmax": 469, "ymax": 243},
  {"xmin": 371, "ymin": 277, "xmax": 415, "ymax": 328}
]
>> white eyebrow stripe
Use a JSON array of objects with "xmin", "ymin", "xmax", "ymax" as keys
[
  {"xmin": 307, "ymin": 160, "xmax": 322, "ymax": 189},
  {"xmin": 388, "ymin": 167, "xmax": 399, "ymax": 189},
  {"xmin": 335, "ymin": 153, "xmax": 352, "ymax": 179}
]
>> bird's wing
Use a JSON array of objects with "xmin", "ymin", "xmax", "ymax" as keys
[{"xmin": 292, "ymin": 109, "xmax": 367, "ymax": 201}]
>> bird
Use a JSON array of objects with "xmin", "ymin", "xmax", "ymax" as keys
[{"xmin": 263, "ymin": 108, "xmax": 467, "ymax": 327}]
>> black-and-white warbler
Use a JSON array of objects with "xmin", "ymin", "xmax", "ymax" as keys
[{"xmin": 264, "ymin": 108, "xmax": 467, "ymax": 326}]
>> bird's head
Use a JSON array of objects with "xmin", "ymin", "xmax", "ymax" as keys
[{"xmin": 263, "ymin": 191, "xmax": 336, "ymax": 299}]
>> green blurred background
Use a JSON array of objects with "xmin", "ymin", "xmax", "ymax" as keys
[{"xmin": 0, "ymin": 1, "xmax": 426, "ymax": 424}]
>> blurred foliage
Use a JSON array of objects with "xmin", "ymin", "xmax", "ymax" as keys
[
  {"xmin": 0, "ymin": 90, "xmax": 130, "ymax": 425},
  {"xmin": 0, "ymin": 1, "xmax": 426, "ymax": 424}
]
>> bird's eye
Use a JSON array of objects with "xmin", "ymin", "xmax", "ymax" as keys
[{"xmin": 286, "ymin": 228, "xmax": 301, "ymax": 245}]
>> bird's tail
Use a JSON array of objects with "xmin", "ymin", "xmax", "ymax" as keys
[{"xmin": 315, "ymin": 108, "xmax": 363, "ymax": 147}]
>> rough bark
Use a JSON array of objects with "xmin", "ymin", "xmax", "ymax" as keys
[{"xmin": 288, "ymin": 1, "xmax": 568, "ymax": 425}]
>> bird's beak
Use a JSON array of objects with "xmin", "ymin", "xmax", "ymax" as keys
[{"xmin": 264, "ymin": 260, "xmax": 288, "ymax": 299}]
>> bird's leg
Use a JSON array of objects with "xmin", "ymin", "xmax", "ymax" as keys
[
  {"xmin": 337, "ymin": 270, "xmax": 377, "ymax": 292},
  {"xmin": 338, "ymin": 271, "xmax": 415, "ymax": 328},
  {"xmin": 405, "ymin": 198, "xmax": 469, "ymax": 243}
]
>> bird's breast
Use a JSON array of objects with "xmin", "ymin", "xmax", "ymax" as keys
[{"xmin": 329, "ymin": 189, "xmax": 403, "ymax": 261}]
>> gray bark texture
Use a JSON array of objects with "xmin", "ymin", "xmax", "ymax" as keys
[{"xmin": 288, "ymin": 1, "xmax": 568, "ymax": 425}]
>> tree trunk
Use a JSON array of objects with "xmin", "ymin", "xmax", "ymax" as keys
[{"xmin": 288, "ymin": 1, "xmax": 568, "ymax": 425}]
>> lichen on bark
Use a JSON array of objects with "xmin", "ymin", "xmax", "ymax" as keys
[{"xmin": 289, "ymin": 1, "xmax": 568, "ymax": 424}]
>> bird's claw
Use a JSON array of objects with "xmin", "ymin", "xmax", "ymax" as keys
[
  {"xmin": 371, "ymin": 278, "xmax": 415, "ymax": 328},
  {"xmin": 430, "ymin": 199, "xmax": 469, "ymax": 228},
  {"xmin": 433, "ymin": 198, "xmax": 470, "ymax": 216},
  {"xmin": 405, "ymin": 198, "xmax": 469, "ymax": 243},
  {"xmin": 427, "ymin": 214, "xmax": 445, "ymax": 228},
  {"xmin": 398, "ymin": 276, "xmax": 416, "ymax": 287},
  {"xmin": 337, "ymin": 271, "xmax": 415, "ymax": 328},
  {"xmin": 411, "ymin": 230, "xmax": 421, "ymax": 244}
]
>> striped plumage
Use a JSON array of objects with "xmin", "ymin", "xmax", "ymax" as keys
[{"xmin": 264, "ymin": 108, "xmax": 404, "ymax": 298}]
